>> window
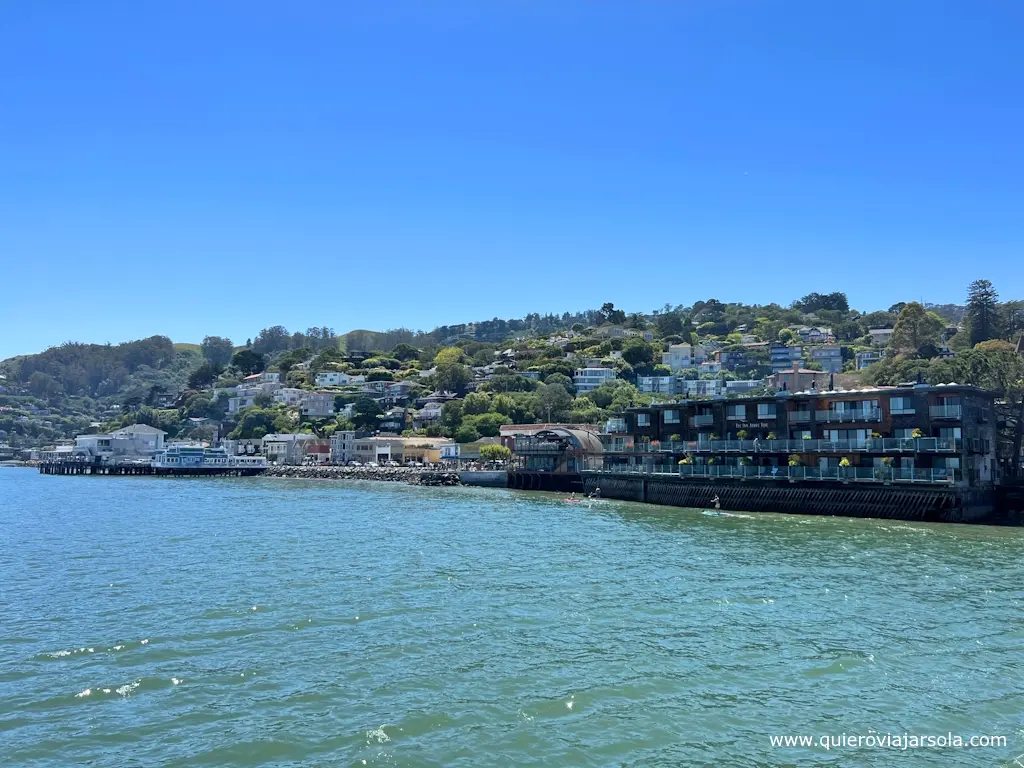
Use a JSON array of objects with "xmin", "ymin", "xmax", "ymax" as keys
[
  {"xmin": 726, "ymin": 404, "xmax": 746, "ymax": 420},
  {"xmin": 637, "ymin": 413, "xmax": 651, "ymax": 427},
  {"xmin": 893, "ymin": 428, "xmax": 915, "ymax": 439},
  {"xmin": 664, "ymin": 410, "xmax": 680, "ymax": 424},
  {"xmin": 757, "ymin": 403, "xmax": 776, "ymax": 419},
  {"xmin": 890, "ymin": 396, "xmax": 915, "ymax": 415}
]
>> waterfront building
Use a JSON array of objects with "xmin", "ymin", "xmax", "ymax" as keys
[
  {"xmin": 329, "ymin": 430, "xmax": 371, "ymax": 464},
  {"xmin": 152, "ymin": 444, "xmax": 267, "ymax": 471},
  {"xmin": 262, "ymin": 433, "xmax": 320, "ymax": 465},
  {"xmin": 611, "ymin": 383, "xmax": 998, "ymax": 489},
  {"xmin": 351, "ymin": 436, "xmax": 453, "ymax": 464},
  {"xmin": 73, "ymin": 424, "xmax": 167, "ymax": 462}
]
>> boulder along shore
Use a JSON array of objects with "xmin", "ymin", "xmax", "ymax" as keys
[{"xmin": 263, "ymin": 465, "xmax": 461, "ymax": 486}]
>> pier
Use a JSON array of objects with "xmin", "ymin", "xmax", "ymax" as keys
[{"xmin": 39, "ymin": 460, "xmax": 266, "ymax": 477}]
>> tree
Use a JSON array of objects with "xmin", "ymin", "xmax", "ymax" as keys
[
  {"xmin": 187, "ymin": 363, "xmax": 223, "ymax": 389},
  {"xmin": 433, "ymin": 347, "xmax": 473, "ymax": 393},
  {"xmin": 232, "ymin": 349, "xmax": 265, "ymax": 376},
  {"xmin": 544, "ymin": 372, "xmax": 575, "ymax": 397},
  {"xmin": 351, "ymin": 397, "xmax": 383, "ymax": 431},
  {"xmin": 229, "ymin": 407, "xmax": 279, "ymax": 439},
  {"xmin": 598, "ymin": 302, "xmax": 626, "ymax": 325},
  {"xmin": 479, "ymin": 443, "xmax": 512, "ymax": 461},
  {"xmin": 28, "ymin": 371, "xmax": 61, "ymax": 398},
  {"xmin": 533, "ymin": 382, "xmax": 573, "ymax": 421},
  {"xmin": 392, "ymin": 343, "xmax": 421, "ymax": 362},
  {"xmin": 655, "ymin": 312, "xmax": 683, "ymax": 337},
  {"xmin": 778, "ymin": 328, "xmax": 796, "ymax": 344},
  {"xmin": 455, "ymin": 425, "xmax": 480, "ymax": 443},
  {"xmin": 793, "ymin": 292, "xmax": 849, "ymax": 313},
  {"xmin": 966, "ymin": 279, "xmax": 1003, "ymax": 346},
  {"xmin": 366, "ymin": 369, "xmax": 395, "ymax": 382},
  {"xmin": 462, "ymin": 391, "xmax": 492, "ymax": 415},
  {"xmin": 621, "ymin": 339, "xmax": 656, "ymax": 368},
  {"xmin": 464, "ymin": 412, "xmax": 508, "ymax": 437},
  {"xmin": 201, "ymin": 336, "xmax": 234, "ymax": 367},
  {"xmin": 251, "ymin": 326, "xmax": 292, "ymax": 356},
  {"xmin": 888, "ymin": 302, "xmax": 944, "ymax": 357}
]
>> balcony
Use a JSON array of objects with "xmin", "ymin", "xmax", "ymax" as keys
[
  {"xmin": 890, "ymin": 407, "xmax": 916, "ymax": 415},
  {"xmin": 815, "ymin": 408, "xmax": 881, "ymax": 423},
  {"xmin": 930, "ymin": 405, "xmax": 962, "ymax": 420},
  {"xmin": 692, "ymin": 414, "xmax": 714, "ymax": 427},
  {"xmin": 583, "ymin": 463, "xmax": 960, "ymax": 485},
  {"xmin": 788, "ymin": 411, "xmax": 811, "ymax": 423},
  {"xmin": 617, "ymin": 437, "xmax": 961, "ymax": 455}
]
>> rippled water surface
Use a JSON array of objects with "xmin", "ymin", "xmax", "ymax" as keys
[{"xmin": 2, "ymin": 467, "xmax": 1023, "ymax": 766}]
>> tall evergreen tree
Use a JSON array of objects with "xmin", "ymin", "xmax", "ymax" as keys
[{"xmin": 966, "ymin": 279, "xmax": 1003, "ymax": 347}]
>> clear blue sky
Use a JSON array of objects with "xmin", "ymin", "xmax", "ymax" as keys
[{"xmin": 2, "ymin": 1, "xmax": 1022, "ymax": 358}]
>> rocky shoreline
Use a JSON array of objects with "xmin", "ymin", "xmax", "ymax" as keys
[{"xmin": 263, "ymin": 465, "xmax": 462, "ymax": 486}]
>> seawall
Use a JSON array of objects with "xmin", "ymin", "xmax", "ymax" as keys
[
  {"xmin": 581, "ymin": 472, "xmax": 996, "ymax": 523},
  {"xmin": 264, "ymin": 465, "xmax": 460, "ymax": 485}
]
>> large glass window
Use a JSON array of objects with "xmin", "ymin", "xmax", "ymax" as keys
[{"xmin": 637, "ymin": 413, "xmax": 651, "ymax": 427}]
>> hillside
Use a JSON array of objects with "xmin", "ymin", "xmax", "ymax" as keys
[{"xmin": 2, "ymin": 282, "xmax": 1021, "ymax": 451}]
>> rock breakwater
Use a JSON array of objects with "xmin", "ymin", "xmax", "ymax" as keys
[{"xmin": 264, "ymin": 465, "xmax": 461, "ymax": 486}]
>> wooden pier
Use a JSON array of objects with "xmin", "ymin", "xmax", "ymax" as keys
[{"xmin": 39, "ymin": 460, "xmax": 266, "ymax": 477}]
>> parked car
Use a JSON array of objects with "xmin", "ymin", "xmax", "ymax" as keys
[
  {"xmin": 384, "ymin": 460, "xmax": 399, "ymax": 467},
  {"xmin": 347, "ymin": 460, "xmax": 362, "ymax": 466}
]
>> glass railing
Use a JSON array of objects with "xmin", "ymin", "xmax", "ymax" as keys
[
  {"xmin": 691, "ymin": 415, "xmax": 714, "ymax": 426},
  {"xmin": 815, "ymin": 408, "xmax": 882, "ymax": 423},
  {"xmin": 929, "ymin": 405, "xmax": 962, "ymax": 419},
  {"xmin": 612, "ymin": 438, "xmax": 961, "ymax": 454},
  {"xmin": 583, "ymin": 463, "xmax": 960, "ymax": 485},
  {"xmin": 788, "ymin": 411, "xmax": 811, "ymax": 422}
]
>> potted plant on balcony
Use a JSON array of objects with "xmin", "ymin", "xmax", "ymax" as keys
[
  {"xmin": 912, "ymin": 428, "xmax": 923, "ymax": 438},
  {"xmin": 839, "ymin": 456, "xmax": 852, "ymax": 482},
  {"xmin": 766, "ymin": 431, "xmax": 777, "ymax": 440},
  {"xmin": 787, "ymin": 453, "xmax": 801, "ymax": 481},
  {"xmin": 668, "ymin": 433, "xmax": 681, "ymax": 442},
  {"xmin": 650, "ymin": 440, "xmax": 661, "ymax": 451},
  {"xmin": 736, "ymin": 429, "xmax": 749, "ymax": 441}
]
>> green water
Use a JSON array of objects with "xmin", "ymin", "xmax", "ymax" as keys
[{"xmin": 2, "ymin": 467, "xmax": 1023, "ymax": 767}]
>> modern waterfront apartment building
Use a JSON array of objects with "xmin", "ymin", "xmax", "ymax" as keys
[{"xmin": 611, "ymin": 383, "xmax": 998, "ymax": 489}]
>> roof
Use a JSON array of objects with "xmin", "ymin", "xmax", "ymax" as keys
[{"xmin": 114, "ymin": 424, "xmax": 167, "ymax": 435}]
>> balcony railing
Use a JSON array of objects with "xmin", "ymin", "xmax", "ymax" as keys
[
  {"xmin": 726, "ymin": 412, "xmax": 746, "ymax": 421},
  {"xmin": 610, "ymin": 438, "xmax": 961, "ymax": 454},
  {"xmin": 929, "ymin": 405, "xmax": 962, "ymax": 420},
  {"xmin": 788, "ymin": 411, "xmax": 811, "ymax": 422},
  {"xmin": 583, "ymin": 464, "xmax": 960, "ymax": 485},
  {"xmin": 691, "ymin": 414, "xmax": 714, "ymax": 426},
  {"xmin": 890, "ymin": 407, "xmax": 916, "ymax": 415},
  {"xmin": 815, "ymin": 408, "xmax": 881, "ymax": 423}
]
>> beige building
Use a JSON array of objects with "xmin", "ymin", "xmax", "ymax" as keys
[{"xmin": 351, "ymin": 436, "xmax": 453, "ymax": 464}]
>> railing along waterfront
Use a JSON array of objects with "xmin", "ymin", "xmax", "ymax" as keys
[
  {"xmin": 615, "ymin": 438, "xmax": 960, "ymax": 454},
  {"xmin": 584, "ymin": 463, "xmax": 960, "ymax": 485}
]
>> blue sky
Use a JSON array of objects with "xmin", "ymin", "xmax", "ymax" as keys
[{"xmin": 2, "ymin": 1, "xmax": 1022, "ymax": 358}]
